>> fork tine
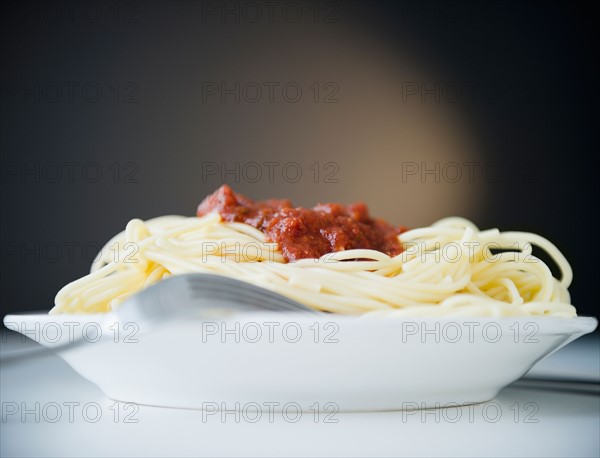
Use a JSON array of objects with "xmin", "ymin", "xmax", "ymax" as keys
[{"xmin": 184, "ymin": 274, "xmax": 316, "ymax": 312}]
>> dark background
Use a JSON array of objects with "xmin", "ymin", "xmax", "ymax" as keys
[{"xmin": 0, "ymin": 1, "xmax": 597, "ymax": 319}]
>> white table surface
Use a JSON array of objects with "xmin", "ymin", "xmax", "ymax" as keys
[{"xmin": 1, "ymin": 331, "xmax": 598, "ymax": 457}]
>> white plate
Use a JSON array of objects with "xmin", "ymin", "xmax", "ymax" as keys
[{"xmin": 4, "ymin": 312, "xmax": 597, "ymax": 411}]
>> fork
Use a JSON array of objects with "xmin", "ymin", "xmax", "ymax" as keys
[{"xmin": 1, "ymin": 273, "xmax": 316, "ymax": 364}]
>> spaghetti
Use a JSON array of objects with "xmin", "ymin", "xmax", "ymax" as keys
[{"xmin": 50, "ymin": 203, "xmax": 576, "ymax": 317}]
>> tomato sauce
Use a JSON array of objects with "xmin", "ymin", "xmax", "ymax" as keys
[{"xmin": 197, "ymin": 185, "xmax": 406, "ymax": 262}]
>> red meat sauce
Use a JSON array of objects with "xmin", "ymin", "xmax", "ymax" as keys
[{"xmin": 196, "ymin": 185, "xmax": 407, "ymax": 262}]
